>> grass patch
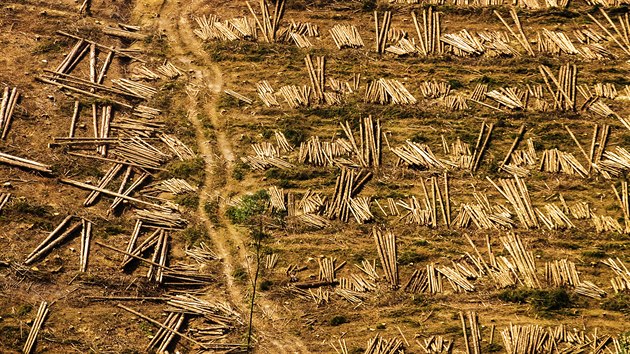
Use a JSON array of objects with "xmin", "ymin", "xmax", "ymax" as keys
[
  {"xmin": 601, "ymin": 293, "xmax": 630, "ymax": 314},
  {"xmin": 330, "ymin": 315, "xmax": 349, "ymax": 326},
  {"xmin": 498, "ymin": 288, "xmax": 572, "ymax": 312}
]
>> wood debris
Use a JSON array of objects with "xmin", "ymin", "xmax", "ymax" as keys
[
  {"xmin": 412, "ymin": 7, "xmax": 442, "ymax": 56},
  {"xmin": 341, "ymin": 116, "xmax": 381, "ymax": 168},
  {"xmin": 602, "ymin": 257, "xmax": 630, "ymax": 293},
  {"xmin": 0, "ymin": 192, "xmax": 11, "ymax": 212},
  {"xmin": 24, "ymin": 216, "xmax": 83, "ymax": 265},
  {"xmin": 0, "ymin": 151, "xmax": 52, "ymax": 174},
  {"xmin": 224, "ymin": 89, "xmax": 253, "ymax": 104},
  {"xmin": 0, "ymin": 87, "xmax": 19, "ymax": 140},
  {"xmin": 460, "ymin": 311, "xmax": 482, "ymax": 354},
  {"xmin": 246, "ymin": 0, "xmax": 286, "ymax": 43},
  {"xmin": 23, "ymin": 301, "xmax": 49, "ymax": 354}
]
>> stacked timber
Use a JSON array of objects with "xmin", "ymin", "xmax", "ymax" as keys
[
  {"xmin": 539, "ymin": 64, "xmax": 577, "ymax": 111},
  {"xmin": 224, "ymin": 89, "xmax": 253, "ymax": 104},
  {"xmin": 374, "ymin": 11, "xmax": 392, "ymax": 54},
  {"xmin": 569, "ymin": 202, "xmax": 591, "ymax": 219},
  {"xmin": 419, "ymin": 80, "xmax": 450, "ymax": 99},
  {"xmin": 325, "ymin": 168, "xmax": 371, "ymax": 222},
  {"xmin": 488, "ymin": 176, "xmax": 538, "ymax": 229},
  {"xmin": 373, "ymin": 227, "xmax": 398, "ymax": 288},
  {"xmin": 539, "ymin": 149, "xmax": 588, "ymax": 177},
  {"xmin": 0, "ymin": 87, "xmax": 19, "ymax": 139},
  {"xmin": 545, "ymin": 259, "xmax": 580, "ymax": 287},
  {"xmin": 591, "ymin": 214, "xmax": 623, "ymax": 233},
  {"xmin": 501, "ymin": 324, "xmax": 548, "ymax": 354},
  {"xmin": 442, "ymin": 30, "xmax": 484, "ymax": 56},
  {"xmin": 417, "ymin": 336, "xmax": 453, "ymax": 353},
  {"xmin": 246, "ymin": 0, "xmax": 286, "ymax": 42},
  {"xmin": 156, "ymin": 61, "xmax": 183, "ymax": 79},
  {"xmin": 411, "ymin": 7, "xmax": 442, "ymax": 56},
  {"xmin": 329, "ymin": 24, "xmax": 364, "ymax": 49},
  {"xmin": 598, "ymin": 146, "xmax": 630, "ymax": 178},
  {"xmin": 494, "ymin": 9, "xmax": 535, "ymax": 56},
  {"xmin": 193, "ymin": 15, "xmax": 256, "ymax": 41},
  {"xmin": 460, "ymin": 312, "xmax": 482, "ymax": 354},
  {"xmin": 443, "ymin": 94, "xmax": 468, "ymax": 110},
  {"xmin": 392, "ymin": 141, "xmax": 446, "ymax": 170},
  {"xmin": 364, "ymin": 335, "xmax": 404, "ymax": 354},
  {"xmin": 536, "ymin": 203, "xmax": 574, "ymax": 230},
  {"xmin": 298, "ymin": 136, "xmax": 354, "ymax": 167},
  {"xmin": 268, "ymin": 186, "xmax": 286, "ymax": 212},
  {"xmin": 602, "ymin": 258, "xmax": 630, "ymax": 293},
  {"xmin": 304, "ymin": 54, "xmax": 325, "ymax": 103},
  {"xmin": 244, "ymin": 141, "xmax": 294, "ymax": 170},
  {"xmin": 160, "ymin": 134, "xmax": 196, "ymax": 161},
  {"xmin": 385, "ymin": 38, "xmax": 417, "ymax": 56},
  {"xmin": 486, "ymin": 87, "xmax": 527, "ymax": 110},
  {"xmin": 278, "ymin": 85, "xmax": 311, "ymax": 108},
  {"xmin": 575, "ymin": 281, "xmax": 607, "ymax": 298},
  {"xmin": 397, "ymin": 175, "xmax": 451, "ymax": 228},
  {"xmin": 256, "ymin": 81, "xmax": 279, "ymax": 107},
  {"xmin": 143, "ymin": 178, "xmax": 197, "ymax": 195},
  {"xmin": 135, "ymin": 209, "xmax": 187, "ymax": 228},
  {"xmin": 587, "ymin": 8, "xmax": 630, "ymax": 56},
  {"xmin": 500, "ymin": 233, "xmax": 541, "ymax": 288},
  {"xmin": 612, "ymin": 181, "xmax": 630, "ymax": 233},
  {"xmin": 340, "ymin": 116, "xmax": 381, "ymax": 168},
  {"xmin": 131, "ymin": 66, "xmax": 160, "ymax": 81},
  {"xmin": 364, "ymin": 78, "xmax": 417, "ymax": 105}
]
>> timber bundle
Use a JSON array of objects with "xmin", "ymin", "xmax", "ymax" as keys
[
  {"xmin": 193, "ymin": 14, "xmax": 257, "ymax": 41},
  {"xmin": 364, "ymin": 78, "xmax": 417, "ymax": 105}
]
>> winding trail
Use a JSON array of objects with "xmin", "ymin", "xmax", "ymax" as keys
[{"xmin": 133, "ymin": 0, "xmax": 308, "ymax": 352}]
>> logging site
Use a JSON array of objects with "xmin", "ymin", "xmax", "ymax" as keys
[{"xmin": 3, "ymin": 0, "xmax": 630, "ymax": 353}]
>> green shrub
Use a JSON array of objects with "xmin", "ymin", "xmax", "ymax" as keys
[
  {"xmin": 161, "ymin": 158, "xmax": 205, "ymax": 184},
  {"xmin": 362, "ymin": 0, "xmax": 376, "ymax": 11},
  {"xmin": 226, "ymin": 190, "xmax": 269, "ymax": 225},
  {"xmin": 582, "ymin": 249, "xmax": 607, "ymax": 258},
  {"xmin": 8, "ymin": 199, "xmax": 51, "ymax": 217},
  {"xmin": 204, "ymin": 200, "xmax": 220, "ymax": 225},
  {"xmin": 182, "ymin": 225, "xmax": 208, "ymax": 246},
  {"xmin": 259, "ymin": 280, "xmax": 273, "ymax": 291},
  {"xmin": 330, "ymin": 315, "xmax": 348, "ymax": 326},
  {"xmin": 175, "ymin": 192, "xmax": 199, "ymax": 209},
  {"xmin": 232, "ymin": 266, "xmax": 248, "ymax": 281}
]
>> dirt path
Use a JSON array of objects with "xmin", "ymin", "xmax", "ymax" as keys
[{"xmin": 133, "ymin": 1, "xmax": 308, "ymax": 352}]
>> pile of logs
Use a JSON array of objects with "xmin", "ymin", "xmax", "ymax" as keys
[
  {"xmin": 373, "ymin": 227, "xmax": 398, "ymax": 288},
  {"xmin": 256, "ymin": 80, "xmax": 279, "ymax": 107},
  {"xmin": 539, "ymin": 149, "xmax": 588, "ymax": 177},
  {"xmin": 341, "ymin": 116, "xmax": 382, "ymax": 168},
  {"xmin": 488, "ymin": 176, "xmax": 538, "ymax": 229},
  {"xmin": 143, "ymin": 178, "xmax": 197, "ymax": 195},
  {"xmin": 591, "ymin": 214, "xmax": 623, "ymax": 233},
  {"xmin": 494, "ymin": 9, "xmax": 535, "ymax": 56},
  {"xmin": 419, "ymin": 80, "xmax": 450, "ymax": 98},
  {"xmin": 325, "ymin": 168, "xmax": 371, "ymax": 222},
  {"xmin": 224, "ymin": 89, "xmax": 253, "ymax": 104},
  {"xmin": 545, "ymin": 259, "xmax": 580, "ymax": 287},
  {"xmin": 244, "ymin": 141, "xmax": 294, "ymax": 170},
  {"xmin": 364, "ymin": 335, "xmax": 404, "ymax": 354},
  {"xmin": 304, "ymin": 54, "xmax": 325, "ymax": 104},
  {"xmin": 268, "ymin": 185, "xmax": 286, "ymax": 211},
  {"xmin": 500, "ymin": 233, "xmax": 541, "ymax": 288},
  {"xmin": 417, "ymin": 336, "xmax": 453, "ymax": 353},
  {"xmin": 298, "ymin": 136, "xmax": 354, "ymax": 167},
  {"xmin": 246, "ymin": 0, "xmax": 286, "ymax": 43},
  {"xmin": 612, "ymin": 180, "xmax": 630, "ymax": 233},
  {"xmin": 602, "ymin": 257, "xmax": 630, "ymax": 293},
  {"xmin": 460, "ymin": 312, "xmax": 482, "ymax": 354},
  {"xmin": 278, "ymin": 85, "xmax": 311, "ymax": 108},
  {"xmin": 392, "ymin": 141, "xmax": 446, "ymax": 170},
  {"xmin": 536, "ymin": 203, "xmax": 574, "ymax": 230},
  {"xmin": 330, "ymin": 24, "xmax": 364, "ymax": 49},
  {"xmin": 0, "ymin": 87, "xmax": 19, "ymax": 139},
  {"xmin": 193, "ymin": 14, "xmax": 256, "ymax": 41},
  {"xmin": 412, "ymin": 8, "xmax": 442, "ymax": 56},
  {"xmin": 587, "ymin": 8, "xmax": 630, "ymax": 57},
  {"xmin": 374, "ymin": 11, "xmax": 392, "ymax": 54},
  {"xmin": 539, "ymin": 64, "xmax": 577, "ymax": 111},
  {"xmin": 365, "ymin": 78, "xmax": 417, "ymax": 105}
]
